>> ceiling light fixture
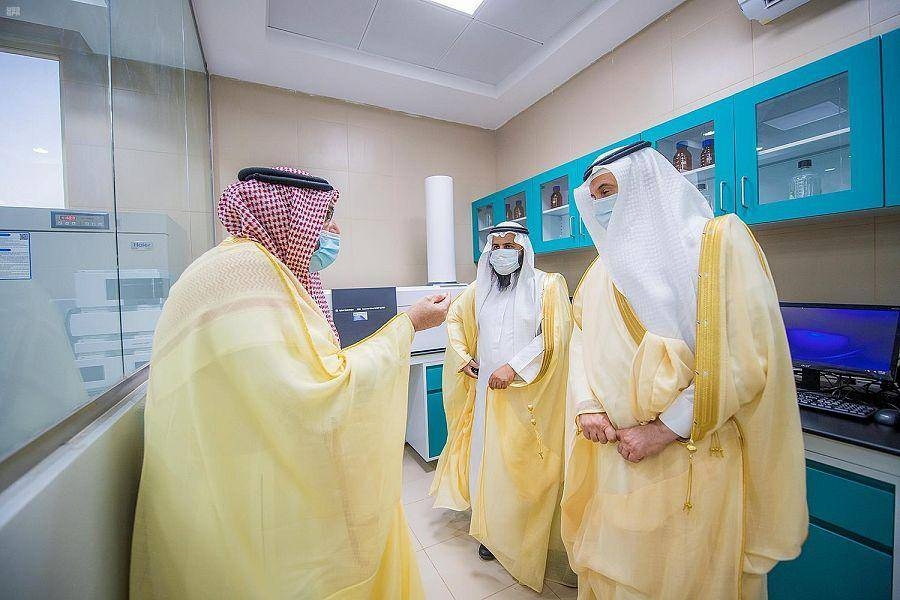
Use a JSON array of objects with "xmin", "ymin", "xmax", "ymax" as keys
[
  {"xmin": 702, "ymin": 130, "xmax": 715, "ymax": 136},
  {"xmin": 426, "ymin": 0, "xmax": 485, "ymax": 15},
  {"xmin": 32, "ymin": 147, "xmax": 48, "ymax": 154}
]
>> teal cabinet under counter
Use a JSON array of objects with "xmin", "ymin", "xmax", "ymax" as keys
[{"xmin": 769, "ymin": 458, "xmax": 896, "ymax": 600}]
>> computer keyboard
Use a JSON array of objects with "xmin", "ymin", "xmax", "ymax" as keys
[{"xmin": 797, "ymin": 390, "xmax": 878, "ymax": 420}]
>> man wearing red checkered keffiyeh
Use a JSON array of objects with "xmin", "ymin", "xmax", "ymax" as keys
[{"xmin": 217, "ymin": 166, "xmax": 340, "ymax": 342}]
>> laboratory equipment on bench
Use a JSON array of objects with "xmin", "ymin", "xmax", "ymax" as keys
[{"xmin": 0, "ymin": 207, "xmax": 178, "ymax": 396}]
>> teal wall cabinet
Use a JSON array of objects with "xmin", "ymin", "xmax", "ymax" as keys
[
  {"xmin": 472, "ymin": 193, "xmax": 502, "ymax": 260},
  {"xmin": 529, "ymin": 160, "xmax": 585, "ymax": 253},
  {"xmin": 643, "ymin": 99, "xmax": 736, "ymax": 216},
  {"xmin": 734, "ymin": 38, "xmax": 884, "ymax": 224},
  {"xmin": 883, "ymin": 29, "xmax": 900, "ymax": 206}
]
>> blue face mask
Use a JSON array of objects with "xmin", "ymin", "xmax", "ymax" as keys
[
  {"xmin": 309, "ymin": 231, "xmax": 340, "ymax": 272},
  {"xmin": 592, "ymin": 193, "xmax": 617, "ymax": 229}
]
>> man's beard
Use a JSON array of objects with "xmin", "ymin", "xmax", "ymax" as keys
[{"xmin": 496, "ymin": 267, "xmax": 521, "ymax": 291}]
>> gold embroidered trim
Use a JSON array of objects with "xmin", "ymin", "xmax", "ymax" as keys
[
  {"xmin": 692, "ymin": 216, "xmax": 726, "ymax": 443},
  {"xmin": 613, "ymin": 285, "xmax": 646, "ymax": 345}
]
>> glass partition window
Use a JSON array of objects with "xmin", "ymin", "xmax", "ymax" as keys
[
  {"xmin": 539, "ymin": 174, "xmax": 573, "ymax": 242},
  {"xmin": 755, "ymin": 73, "xmax": 850, "ymax": 205},
  {"xmin": 0, "ymin": 1, "xmax": 212, "ymax": 461},
  {"xmin": 656, "ymin": 120, "xmax": 717, "ymax": 209},
  {"xmin": 0, "ymin": 51, "xmax": 64, "ymax": 209}
]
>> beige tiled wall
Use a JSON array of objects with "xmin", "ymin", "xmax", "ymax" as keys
[
  {"xmin": 493, "ymin": 0, "xmax": 900, "ymax": 302},
  {"xmin": 210, "ymin": 76, "xmax": 496, "ymax": 289}
]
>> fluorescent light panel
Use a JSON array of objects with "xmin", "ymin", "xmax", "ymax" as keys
[
  {"xmin": 426, "ymin": 0, "xmax": 485, "ymax": 15},
  {"xmin": 763, "ymin": 101, "xmax": 845, "ymax": 131}
]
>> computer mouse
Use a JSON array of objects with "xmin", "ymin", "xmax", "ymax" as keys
[{"xmin": 873, "ymin": 409, "xmax": 900, "ymax": 427}]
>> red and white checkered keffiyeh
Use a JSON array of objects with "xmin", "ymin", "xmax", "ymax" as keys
[{"xmin": 217, "ymin": 166, "xmax": 340, "ymax": 342}]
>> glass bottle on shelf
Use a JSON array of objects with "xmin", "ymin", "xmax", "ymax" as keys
[
  {"xmin": 700, "ymin": 138, "xmax": 715, "ymax": 167},
  {"xmin": 549, "ymin": 185, "xmax": 563, "ymax": 209},
  {"xmin": 673, "ymin": 141, "xmax": 693, "ymax": 172},
  {"xmin": 697, "ymin": 182, "xmax": 712, "ymax": 205},
  {"xmin": 513, "ymin": 200, "xmax": 525, "ymax": 219},
  {"xmin": 789, "ymin": 159, "xmax": 821, "ymax": 199},
  {"xmin": 550, "ymin": 185, "xmax": 562, "ymax": 208},
  {"xmin": 506, "ymin": 203, "xmax": 513, "ymax": 220}
]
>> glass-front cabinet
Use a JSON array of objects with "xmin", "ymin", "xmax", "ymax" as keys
[
  {"xmin": 734, "ymin": 38, "xmax": 884, "ymax": 223},
  {"xmin": 529, "ymin": 161, "xmax": 583, "ymax": 253},
  {"xmin": 882, "ymin": 28, "xmax": 900, "ymax": 207},
  {"xmin": 472, "ymin": 193, "xmax": 500, "ymax": 258},
  {"xmin": 643, "ymin": 100, "xmax": 735, "ymax": 216}
]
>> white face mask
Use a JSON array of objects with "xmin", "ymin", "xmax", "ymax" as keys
[
  {"xmin": 489, "ymin": 248, "xmax": 521, "ymax": 276},
  {"xmin": 592, "ymin": 193, "xmax": 617, "ymax": 228}
]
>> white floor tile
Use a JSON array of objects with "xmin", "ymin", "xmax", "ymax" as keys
[
  {"xmin": 425, "ymin": 535, "xmax": 517, "ymax": 600},
  {"xmin": 416, "ymin": 550, "xmax": 454, "ymax": 600},
  {"xmin": 407, "ymin": 522, "xmax": 423, "ymax": 551},
  {"xmin": 402, "ymin": 472, "xmax": 435, "ymax": 505},
  {"xmin": 487, "ymin": 583, "xmax": 560, "ymax": 599},
  {"xmin": 405, "ymin": 497, "xmax": 467, "ymax": 548},
  {"xmin": 545, "ymin": 580, "xmax": 577, "ymax": 600},
  {"xmin": 403, "ymin": 445, "xmax": 434, "ymax": 483}
]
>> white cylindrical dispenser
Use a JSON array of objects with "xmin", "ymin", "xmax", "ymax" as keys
[{"xmin": 424, "ymin": 175, "xmax": 457, "ymax": 284}]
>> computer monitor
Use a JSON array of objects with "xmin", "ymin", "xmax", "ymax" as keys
[{"xmin": 780, "ymin": 303, "xmax": 900, "ymax": 384}]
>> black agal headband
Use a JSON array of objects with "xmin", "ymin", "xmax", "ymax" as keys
[
  {"xmin": 489, "ymin": 223, "xmax": 529, "ymax": 235},
  {"xmin": 581, "ymin": 140, "xmax": 651, "ymax": 182},
  {"xmin": 238, "ymin": 167, "xmax": 334, "ymax": 192}
]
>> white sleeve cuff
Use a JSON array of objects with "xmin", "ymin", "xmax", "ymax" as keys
[
  {"xmin": 659, "ymin": 384, "xmax": 694, "ymax": 439},
  {"xmin": 508, "ymin": 333, "xmax": 544, "ymax": 384}
]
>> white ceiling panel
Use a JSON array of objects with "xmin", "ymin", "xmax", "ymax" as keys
[
  {"xmin": 267, "ymin": 0, "xmax": 376, "ymax": 48},
  {"xmin": 360, "ymin": 0, "xmax": 472, "ymax": 68},
  {"xmin": 438, "ymin": 21, "xmax": 540, "ymax": 84},
  {"xmin": 199, "ymin": 0, "xmax": 687, "ymax": 129},
  {"xmin": 474, "ymin": 0, "xmax": 597, "ymax": 42}
]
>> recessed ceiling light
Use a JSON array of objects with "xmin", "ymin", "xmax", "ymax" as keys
[
  {"xmin": 426, "ymin": 0, "xmax": 485, "ymax": 15},
  {"xmin": 32, "ymin": 147, "xmax": 48, "ymax": 154}
]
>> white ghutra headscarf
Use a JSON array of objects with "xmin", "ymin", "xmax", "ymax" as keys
[
  {"xmin": 574, "ymin": 146, "xmax": 713, "ymax": 349},
  {"xmin": 474, "ymin": 222, "xmax": 543, "ymax": 355}
]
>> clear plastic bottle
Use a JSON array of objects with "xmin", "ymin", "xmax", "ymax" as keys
[
  {"xmin": 673, "ymin": 141, "xmax": 693, "ymax": 172},
  {"xmin": 789, "ymin": 159, "xmax": 821, "ymax": 199},
  {"xmin": 700, "ymin": 138, "xmax": 715, "ymax": 167}
]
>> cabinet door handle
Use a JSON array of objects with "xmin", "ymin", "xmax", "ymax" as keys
[
  {"xmin": 719, "ymin": 180, "xmax": 726, "ymax": 213},
  {"xmin": 569, "ymin": 215, "xmax": 576, "ymax": 237},
  {"xmin": 740, "ymin": 176, "xmax": 749, "ymax": 209},
  {"xmin": 579, "ymin": 217, "xmax": 585, "ymax": 236}
]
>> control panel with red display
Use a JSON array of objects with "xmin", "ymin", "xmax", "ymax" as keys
[{"xmin": 50, "ymin": 211, "xmax": 110, "ymax": 230}]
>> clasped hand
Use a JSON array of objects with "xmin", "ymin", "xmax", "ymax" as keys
[{"xmin": 578, "ymin": 414, "xmax": 678, "ymax": 463}]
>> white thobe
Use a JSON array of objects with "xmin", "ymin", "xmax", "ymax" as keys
[{"xmin": 469, "ymin": 274, "xmax": 545, "ymax": 502}]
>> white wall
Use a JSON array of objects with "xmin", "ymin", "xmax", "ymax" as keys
[{"xmin": 0, "ymin": 392, "xmax": 145, "ymax": 600}]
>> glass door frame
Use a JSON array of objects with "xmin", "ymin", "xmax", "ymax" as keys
[
  {"xmin": 643, "ymin": 99, "xmax": 735, "ymax": 216},
  {"xmin": 528, "ymin": 160, "xmax": 583, "ymax": 254},
  {"xmin": 882, "ymin": 29, "xmax": 900, "ymax": 207},
  {"xmin": 734, "ymin": 38, "xmax": 884, "ymax": 224}
]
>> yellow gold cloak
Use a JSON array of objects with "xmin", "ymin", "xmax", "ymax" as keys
[
  {"xmin": 130, "ymin": 238, "xmax": 423, "ymax": 599},
  {"xmin": 562, "ymin": 215, "xmax": 808, "ymax": 600},
  {"xmin": 430, "ymin": 273, "xmax": 575, "ymax": 592}
]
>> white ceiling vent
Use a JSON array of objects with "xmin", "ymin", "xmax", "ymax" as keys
[{"xmin": 738, "ymin": 0, "xmax": 812, "ymax": 24}]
